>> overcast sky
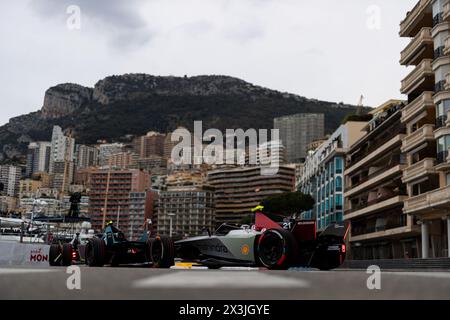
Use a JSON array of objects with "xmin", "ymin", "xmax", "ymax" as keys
[{"xmin": 0, "ymin": 0, "xmax": 418, "ymax": 126}]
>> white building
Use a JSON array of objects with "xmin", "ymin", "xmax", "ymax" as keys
[
  {"xmin": 0, "ymin": 165, "xmax": 22, "ymax": 197},
  {"xmin": 26, "ymin": 141, "xmax": 51, "ymax": 176},
  {"xmin": 49, "ymin": 126, "xmax": 75, "ymax": 173},
  {"xmin": 75, "ymin": 145, "xmax": 99, "ymax": 169}
]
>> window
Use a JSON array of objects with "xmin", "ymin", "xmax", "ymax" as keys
[
  {"xmin": 335, "ymin": 194, "xmax": 343, "ymax": 210},
  {"xmin": 436, "ymin": 100, "xmax": 450, "ymax": 128},
  {"xmin": 437, "ymin": 135, "xmax": 450, "ymax": 163},
  {"xmin": 335, "ymin": 157, "xmax": 343, "ymax": 174},
  {"xmin": 335, "ymin": 176, "xmax": 343, "ymax": 192},
  {"xmin": 446, "ymin": 173, "xmax": 450, "ymax": 186}
]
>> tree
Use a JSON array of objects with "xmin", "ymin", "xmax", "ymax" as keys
[{"xmin": 261, "ymin": 191, "xmax": 314, "ymax": 216}]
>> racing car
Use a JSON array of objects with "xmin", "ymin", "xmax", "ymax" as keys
[{"xmin": 152, "ymin": 207, "xmax": 349, "ymax": 270}]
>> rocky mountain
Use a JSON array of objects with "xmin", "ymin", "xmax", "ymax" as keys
[{"xmin": 0, "ymin": 74, "xmax": 370, "ymax": 164}]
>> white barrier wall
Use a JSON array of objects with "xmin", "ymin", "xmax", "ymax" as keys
[{"xmin": 0, "ymin": 241, "xmax": 50, "ymax": 266}]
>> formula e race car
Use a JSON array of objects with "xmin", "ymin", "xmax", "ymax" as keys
[
  {"xmin": 49, "ymin": 221, "xmax": 165, "ymax": 268},
  {"xmin": 160, "ymin": 208, "xmax": 349, "ymax": 270}
]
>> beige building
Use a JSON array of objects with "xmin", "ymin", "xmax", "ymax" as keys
[
  {"xmin": 208, "ymin": 165, "xmax": 295, "ymax": 224},
  {"xmin": 400, "ymin": 0, "xmax": 450, "ymax": 258},
  {"xmin": 19, "ymin": 179, "xmax": 43, "ymax": 198},
  {"xmin": 157, "ymin": 172, "xmax": 215, "ymax": 237},
  {"xmin": 344, "ymin": 100, "xmax": 421, "ymax": 259}
]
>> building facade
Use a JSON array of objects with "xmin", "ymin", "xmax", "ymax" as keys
[
  {"xmin": 132, "ymin": 132, "xmax": 166, "ymax": 158},
  {"xmin": 98, "ymin": 143, "xmax": 124, "ymax": 166},
  {"xmin": 0, "ymin": 165, "xmax": 21, "ymax": 197},
  {"xmin": 75, "ymin": 145, "xmax": 99, "ymax": 169},
  {"xmin": 128, "ymin": 191, "xmax": 158, "ymax": 240},
  {"xmin": 399, "ymin": 0, "xmax": 450, "ymax": 258},
  {"xmin": 49, "ymin": 126, "xmax": 75, "ymax": 174},
  {"xmin": 298, "ymin": 121, "xmax": 367, "ymax": 230},
  {"xmin": 156, "ymin": 181, "xmax": 215, "ymax": 237},
  {"xmin": 88, "ymin": 169, "xmax": 151, "ymax": 234},
  {"xmin": 208, "ymin": 165, "xmax": 295, "ymax": 225},
  {"xmin": 274, "ymin": 113, "xmax": 325, "ymax": 163},
  {"xmin": 344, "ymin": 101, "xmax": 421, "ymax": 260},
  {"xmin": 26, "ymin": 142, "xmax": 51, "ymax": 177}
]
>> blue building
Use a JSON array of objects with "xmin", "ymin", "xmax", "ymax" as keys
[{"xmin": 298, "ymin": 121, "xmax": 367, "ymax": 230}]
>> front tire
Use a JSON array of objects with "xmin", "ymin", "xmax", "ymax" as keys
[
  {"xmin": 257, "ymin": 229, "xmax": 297, "ymax": 270},
  {"xmin": 151, "ymin": 235, "xmax": 175, "ymax": 268}
]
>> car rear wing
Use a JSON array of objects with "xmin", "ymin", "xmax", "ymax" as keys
[{"xmin": 318, "ymin": 222, "xmax": 349, "ymax": 241}]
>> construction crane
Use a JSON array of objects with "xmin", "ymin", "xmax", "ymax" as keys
[{"xmin": 356, "ymin": 95, "xmax": 364, "ymax": 115}]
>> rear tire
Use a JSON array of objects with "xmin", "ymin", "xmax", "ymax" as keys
[
  {"xmin": 61, "ymin": 243, "xmax": 73, "ymax": 266},
  {"xmin": 49, "ymin": 244, "xmax": 62, "ymax": 266},
  {"xmin": 151, "ymin": 235, "xmax": 175, "ymax": 268},
  {"xmin": 85, "ymin": 238, "xmax": 105, "ymax": 267},
  {"xmin": 257, "ymin": 229, "xmax": 297, "ymax": 270}
]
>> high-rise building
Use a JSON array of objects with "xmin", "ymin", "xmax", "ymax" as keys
[
  {"xmin": 26, "ymin": 142, "xmax": 51, "ymax": 176},
  {"xmin": 208, "ymin": 165, "xmax": 295, "ymax": 225},
  {"xmin": 75, "ymin": 145, "xmax": 99, "ymax": 169},
  {"xmin": 400, "ymin": 0, "xmax": 450, "ymax": 258},
  {"xmin": 128, "ymin": 191, "xmax": 158, "ymax": 240},
  {"xmin": 298, "ymin": 121, "xmax": 367, "ymax": 230},
  {"xmin": 274, "ymin": 113, "xmax": 325, "ymax": 163},
  {"xmin": 132, "ymin": 132, "xmax": 166, "ymax": 158},
  {"xmin": 49, "ymin": 126, "xmax": 75, "ymax": 173},
  {"xmin": 156, "ymin": 172, "xmax": 215, "ymax": 237},
  {"xmin": 88, "ymin": 169, "xmax": 152, "ymax": 234},
  {"xmin": 344, "ymin": 101, "xmax": 417, "ymax": 260},
  {"xmin": 0, "ymin": 165, "xmax": 21, "ymax": 197}
]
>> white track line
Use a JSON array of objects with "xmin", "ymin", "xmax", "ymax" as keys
[
  {"xmin": 383, "ymin": 272, "xmax": 450, "ymax": 279},
  {"xmin": 0, "ymin": 268, "xmax": 58, "ymax": 275},
  {"xmin": 133, "ymin": 271, "xmax": 310, "ymax": 289}
]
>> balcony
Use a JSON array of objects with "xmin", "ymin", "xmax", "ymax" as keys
[
  {"xmin": 400, "ymin": 59, "xmax": 434, "ymax": 95},
  {"xmin": 346, "ymin": 134, "xmax": 405, "ymax": 176},
  {"xmin": 401, "ymin": 124, "xmax": 435, "ymax": 153},
  {"xmin": 400, "ymin": 27, "xmax": 433, "ymax": 65},
  {"xmin": 444, "ymin": 1, "xmax": 450, "ymax": 21},
  {"xmin": 345, "ymin": 195, "xmax": 408, "ymax": 220},
  {"xmin": 400, "ymin": 0, "xmax": 433, "ymax": 37},
  {"xmin": 402, "ymin": 158, "xmax": 436, "ymax": 183},
  {"xmin": 401, "ymin": 91, "xmax": 434, "ymax": 123},
  {"xmin": 404, "ymin": 185, "xmax": 450, "ymax": 215},
  {"xmin": 345, "ymin": 165, "xmax": 405, "ymax": 198}
]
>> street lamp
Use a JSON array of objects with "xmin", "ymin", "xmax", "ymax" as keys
[{"xmin": 168, "ymin": 213, "xmax": 176, "ymax": 237}]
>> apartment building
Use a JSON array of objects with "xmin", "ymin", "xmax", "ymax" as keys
[
  {"xmin": 156, "ymin": 171, "xmax": 214, "ymax": 237},
  {"xmin": 128, "ymin": 191, "xmax": 158, "ymax": 240},
  {"xmin": 88, "ymin": 169, "xmax": 151, "ymax": 234},
  {"xmin": 132, "ymin": 132, "xmax": 166, "ymax": 158},
  {"xmin": 208, "ymin": 165, "xmax": 295, "ymax": 225},
  {"xmin": 343, "ymin": 101, "xmax": 420, "ymax": 260},
  {"xmin": 75, "ymin": 145, "xmax": 99, "ymax": 169},
  {"xmin": 107, "ymin": 151, "xmax": 139, "ymax": 169},
  {"xmin": 49, "ymin": 126, "xmax": 75, "ymax": 174},
  {"xmin": 399, "ymin": 0, "xmax": 450, "ymax": 258},
  {"xmin": 274, "ymin": 113, "xmax": 325, "ymax": 163},
  {"xmin": 26, "ymin": 141, "xmax": 51, "ymax": 176},
  {"xmin": 98, "ymin": 143, "xmax": 124, "ymax": 166},
  {"xmin": 0, "ymin": 165, "xmax": 21, "ymax": 197},
  {"xmin": 298, "ymin": 121, "xmax": 367, "ymax": 230}
]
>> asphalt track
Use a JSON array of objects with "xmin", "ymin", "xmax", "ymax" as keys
[{"xmin": 0, "ymin": 265, "xmax": 450, "ymax": 300}]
